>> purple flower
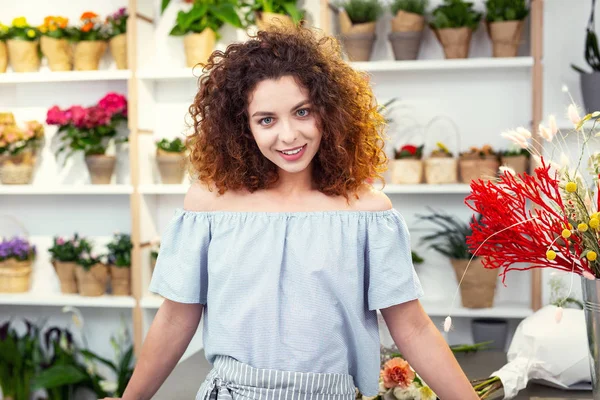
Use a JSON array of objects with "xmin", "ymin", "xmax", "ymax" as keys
[{"xmin": 0, "ymin": 237, "xmax": 36, "ymax": 261}]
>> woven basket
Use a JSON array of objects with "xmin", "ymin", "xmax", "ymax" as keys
[
  {"xmin": 0, "ymin": 263, "xmax": 32, "ymax": 293},
  {"xmin": 391, "ymin": 159, "xmax": 423, "ymax": 184},
  {"xmin": 109, "ymin": 265, "xmax": 130, "ymax": 295},
  {"xmin": 109, "ymin": 34, "xmax": 127, "ymax": 70},
  {"xmin": 74, "ymin": 40, "xmax": 107, "ymax": 71},
  {"xmin": 0, "ymin": 41, "xmax": 7, "ymax": 73},
  {"xmin": 0, "ymin": 158, "xmax": 34, "ymax": 184},
  {"xmin": 450, "ymin": 258, "xmax": 498, "ymax": 308},
  {"xmin": 183, "ymin": 31, "xmax": 216, "ymax": 68},
  {"xmin": 75, "ymin": 264, "xmax": 109, "ymax": 296},
  {"xmin": 7, "ymin": 39, "xmax": 40, "ymax": 72},
  {"xmin": 40, "ymin": 36, "xmax": 72, "ymax": 71},
  {"xmin": 459, "ymin": 156, "xmax": 500, "ymax": 183},
  {"xmin": 423, "ymin": 116, "xmax": 460, "ymax": 184}
]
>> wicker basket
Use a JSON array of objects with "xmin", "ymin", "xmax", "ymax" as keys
[
  {"xmin": 450, "ymin": 258, "xmax": 498, "ymax": 308},
  {"xmin": 423, "ymin": 116, "xmax": 460, "ymax": 184},
  {"xmin": 459, "ymin": 156, "xmax": 500, "ymax": 183},
  {"xmin": 0, "ymin": 156, "xmax": 35, "ymax": 184},
  {"xmin": 0, "ymin": 216, "xmax": 33, "ymax": 293},
  {"xmin": 75, "ymin": 263, "xmax": 109, "ymax": 296},
  {"xmin": 391, "ymin": 159, "xmax": 423, "ymax": 184}
]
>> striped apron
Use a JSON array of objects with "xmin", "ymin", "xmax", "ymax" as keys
[{"xmin": 196, "ymin": 355, "xmax": 357, "ymax": 400}]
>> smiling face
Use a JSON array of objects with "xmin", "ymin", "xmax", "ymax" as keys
[{"xmin": 247, "ymin": 75, "xmax": 322, "ymax": 176}]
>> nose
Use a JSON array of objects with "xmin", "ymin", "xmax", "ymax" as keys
[{"xmin": 279, "ymin": 120, "xmax": 298, "ymax": 144}]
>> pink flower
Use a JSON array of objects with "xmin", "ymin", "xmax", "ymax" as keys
[
  {"xmin": 57, "ymin": 238, "xmax": 65, "ymax": 245},
  {"xmin": 84, "ymin": 106, "xmax": 111, "ymax": 128},
  {"xmin": 46, "ymin": 106, "xmax": 69, "ymax": 125},
  {"xmin": 98, "ymin": 92, "xmax": 127, "ymax": 118},
  {"xmin": 68, "ymin": 106, "xmax": 87, "ymax": 128},
  {"xmin": 381, "ymin": 358, "xmax": 415, "ymax": 389}
]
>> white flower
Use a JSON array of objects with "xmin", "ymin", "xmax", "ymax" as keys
[
  {"xmin": 568, "ymin": 104, "xmax": 581, "ymax": 126},
  {"xmin": 62, "ymin": 306, "xmax": 85, "ymax": 330},
  {"xmin": 99, "ymin": 380, "xmax": 118, "ymax": 394},
  {"xmin": 501, "ymin": 130, "xmax": 528, "ymax": 149},
  {"xmin": 499, "ymin": 166, "xmax": 516, "ymax": 176},
  {"xmin": 538, "ymin": 124, "xmax": 553, "ymax": 142},
  {"xmin": 393, "ymin": 386, "xmax": 419, "ymax": 399},
  {"xmin": 443, "ymin": 316, "xmax": 452, "ymax": 332},
  {"xmin": 418, "ymin": 386, "xmax": 437, "ymax": 400},
  {"xmin": 548, "ymin": 115, "xmax": 558, "ymax": 135},
  {"xmin": 516, "ymin": 126, "xmax": 532, "ymax": 139}
]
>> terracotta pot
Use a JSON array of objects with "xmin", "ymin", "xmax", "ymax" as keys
[
  {"xmin": 0, "ymin": 41, "xmax": 7, "ymax": 73},
  {"xmin": 156, "ymin": 149, "xmax": 187, "ymax": 184},
  {"xmin": 85, "ymin": 154, "xmax": 116, "ymax": 184},
  {"xmin": 487, "ymin": 20, "xmax": 523, "ymax": 58},
  {"xmin": 52, "ymin": 260, "xmax": 78, "ymax": 293},
  {"xmin": 73, "ymin": 40, "xmax": 107, "ymax": 70},
  {"xmin": 109, "ymin": 33, "xmax": 127, "ymax": 69},
  {"xmin": 110, "ymin": 265, "xmax": 130, "ymax": 295},
  {"xmin": 183, "ymin": 30, "xmax": 216, "ymax": 68},
  {"xmin": 434, "ymin": 27, "xmax": 473, "ymax": 59},
  {"xmin": 7, "ymin": 39, "xmax": 40, "ymax": 72},
  {"xmin": 40, "ymin": 36, "xmax": 72, "ymax": 71},
  {"xmin": 391, "ymin": 159, "xmax": 423, "ymax": 184},
  {"xmin": 450, "ymin": 258, "xmax": 498, "ymax": 308},
  {"xmin": 255, "ymin": 12, "xmax": 295, "ymax": 31},
  {"xmin": 75, "ymin": 264, "xmax": 108, "ymax": 296}
]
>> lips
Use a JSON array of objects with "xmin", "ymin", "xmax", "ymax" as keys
[
  {"xmin": 278, "ymin": 145, "xmax": 306, "ymax": 153},
  {"xmin": 277, "ymin": 144, "xmax": 307, "ymax": 161}
]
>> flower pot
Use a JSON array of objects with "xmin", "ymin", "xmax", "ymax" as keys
[
  {"xmin": 391, "ymin": 159, "xmax": 423, "ymax": 184},
  {"xmin": 450, "ymin": 258, "xmax": 498, "ymax": 308},
  {"xmin": 487, "ymin": 20, "xmax": 523, "ymax": 58},
  {"xmin": 500, "ymin": 154, "xmax": 528, "ymax": 175},
  {"xmin": 7, "ymin": 39, "xmax": 40, "ymax": 72},
  {"xmin": 341, "ymin": 32, "xmax": 376, "ymax": 62},
  {"xmin": 73, "ymin": 40, "xmax": 107, "ymax": 71},
  {"xmin": 581, "ymin": 277, "xmax": 600, "ymax": 397},
  {"xmin": 0, "ymin": 262, "xmax": 32, "ymax": 293},
  {"xmin": 183, "ymin": 30, "xmax": 216, "ymax": 68},
  {"xmin": 85, "ymin": 154, "xmax": 116, "ymax": 184},
  {"xmin": 391, "ymin": 10, "xmax": 424, "ymax": 32},
  {"xmin": 109, "ymin": 33, "xmax": 127, "ymax": 70},
  {"xmin": 424, "ymin": 156, "xmax": 458, "ymax": 184},
  {"xmin": 471, "ymin": 318, "xmax": 508, "ymax": 351},
  {"xmin": 40, "ymin": 36, "xmax": 72, "ymax": 71},
  {"xmin": 388, "ymin": 31, "xmax": 423, "ymax": 61},
  {"xmin": 433, "ymin": 27, "xmax": 473, "ymax": 59},
  {"xmin": 580, "ymin": 71, "xmax": 600, "ymax": 114},
  {"xmin": 0, "ymin": 154, "xmax": 35, "ymax": 184},
  {"xmin": 110, "ymin": 265, "xmax": 130, "ymax": 295},
  {"xmin": 156, "ymin": 149, "xmax": 187, "ymax": 184},
  {"xmin": 255, "ymin": 12, "xmax": 295, "ymax": 31},
  {"xmin": 52, "ymin": 260, "xmax": 78, "ymax": 294},
  {"xmin": 0, "ymin": 41, "xmax": 7, "ymax": 73},
  {"xmin": 75, "ymin": 264, "xmax": 108, "ymax": 296},
  {"xmin": 459, "ymin": 156, "xmax": 499, "ymax": 183}
]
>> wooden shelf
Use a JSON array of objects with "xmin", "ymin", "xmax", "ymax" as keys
[
  {"xmin": 0, "ymin": 293, "xmax": 136, "ymax": 308},
  {"xmin": 0, "ymin": 69, "xmax": 131, "ymax": 84},
  {"xmin": 0, "ymin": 185, "xmax": 133, "ymax": 195},
  {"xmin": 420, "ymin": 301, "xmax": 533, "ymax": 319}
]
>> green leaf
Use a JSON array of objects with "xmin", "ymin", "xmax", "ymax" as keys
[
  {"xmin": 212, "ymin": 4, "xmax": 244, "ymax": 28},
  {"xmin": 282, "ymin": 3, "xmax": 303, "ymax": 23},
  {"xmin": 32, "ymin": 365, "xmax": 88, "ymax": 389},
  {"xmin": 80, "ymin": 349, "xmax": 117, "ymax": 371},
  {"xmin": 161, "ymin": 0, "xmax": 172, "ymax": 14}
]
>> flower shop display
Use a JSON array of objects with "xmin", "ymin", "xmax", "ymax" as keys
[
  {"xmin": 39, "ymin": 16, "xmax": 72, "ymax": 71},
  {"xmin": 572, "ymin": 0, "xmax": 600, "ymax": 113},
  {"xmin": 458, "ymin": 144, "xmax": 499, "ymax": 183},
  {"xmin": 0, "ymin": 117, "xmax": 45, "ymax": 185},
  {"xmin": 106, "ymin": 8, "xmax": 128, "ymax": 70},
  {"xmin": 46, "ymin": 92, "xmax": 128, "ymax": 184},
  {"xmin": 48, "ymin": 234, "xmax": 87, "ymax": 294},
  {"xmin": 499, "ymin": 144, "xmax": 529, "ymax": 174},
  {"xmin": 169, "ymin": 0, "xmax": 244, "ymax": 68},
  {"xmin": 484, "ymin": 0, "xmax": 528, "ymax": 57},
  {"xmin": 392, "ymin": 144, "xmax": 423, "ymax": 184},
  {"xmin": 240, "ymin": 0, "xmax": 304, "ymax": 31},
  {"xmin": 388, "ymin": 0, "xmax": 428, "ymax": 60},
  {"xmin": 418, "ymin": 209, "xmax": 498, "ymax": 308},
  {"xmin": 0, "ymin": 237, "xmax": 36, "ymax": 293},
  {"xmin": 0, "ymin": 23, "xmax": 8, "ymax": 73},
  {"xmin": 336, "ymin": 0, "xmax": 384, "ymax": 62},
  {"xmin": 423, "ymin": 142, "xmax": 458, "ymax": 184},
  {"xmin": 74, "ymin": 239, "xmax": 108, "ymax": 297},
  {"xmin": 155, "ymin": 137, "xmax": 188, "ymax": 184},
  {"xmin": 70, "ymin": 12, "xmax": 108, "ymax": 71},
  {"xmin": 430, "ymin": 0, "xmax": 482, "ymax": 59},
  {"xmin": 106, "ymin": 233, "xmax": 132, "ymax": 296},
  {"xmin": 7, "ymin": 17, "xmax": 41, "ymax": 72}
]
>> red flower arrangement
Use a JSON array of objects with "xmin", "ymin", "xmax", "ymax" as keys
[{"xmin": 394, "ymin": 144, "xmax": 424, "ymax": 160}]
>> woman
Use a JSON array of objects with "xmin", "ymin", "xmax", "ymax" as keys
[{"xmin": 112, "ymin": 26, "xmax": 479, "ymax": 399}]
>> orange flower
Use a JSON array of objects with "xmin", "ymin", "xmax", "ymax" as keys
[
  {"xmin": 44, "ymin": 16, "xmax": 53, "ymax": 25},
  {"xmin": 381, "ymin": 358, "xmax": 415, "ymax": 389},
  {"xmin": 81, "ymin": 22, "xmax": 94, "ymax": 32},
  {"xmin": 57, "ymin": 17, "xmax": 68, "ymax": 28},
  {"xmin": 81, "ymin": 11, "xmax": 98, "ymax": 20}
]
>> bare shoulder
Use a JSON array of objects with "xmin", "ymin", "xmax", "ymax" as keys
[
  {"xmin": 351, "ymin": 184, "xmax": 393, "ymax": 212},
  {"xmin": 184, "ymin": 181, "xmax": 235, "ymax": 211}
]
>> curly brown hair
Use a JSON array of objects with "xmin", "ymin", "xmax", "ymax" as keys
[{"xmin": 187, "ymin": 25, "xmax": 388, "ymax": 199}]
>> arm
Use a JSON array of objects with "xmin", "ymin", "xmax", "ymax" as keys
[
  {"xmin": 380, "ymin": 300, "xmax": 479, "ymax": 400},
  {"xmin": 118, "ymin": 300, "xmax": 203, "ymax": 400}
]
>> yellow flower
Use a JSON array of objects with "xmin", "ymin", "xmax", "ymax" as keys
[
  {"xmin": 590, "ymin": 218, "xmax": 599, "ymax": 229},
  {"xmin": 562, "ymin": 229, "xmax": 572, "ymax": 239},
  {"xmin": 546, "ymin": 250, "xmax": 557, "ymax": 260},
  {"xmin": 49, "ymin": 24, "xmax": 57, "ymax": 32},
  {"xmin": 0, "ymin": 23, "xmax": 8, "ymax": 33},
  {"xmin": 436, "ymin": 142, "xmax": 450, "ymax": 153},
  {"xmin": 578, "ymin": 223, "xmax": 589, "ymax": 232},
  {"xmin": 38, "ymin": 25, "xmax": 48, "ymax": 33},
  {"xmin": 587, "ymin": 251, "xmax": 598, "ymax": 261},
  {"xmin": 566, "ymin": 182, "xmax": 578, "ymax": 192},
  {"xmin": 12, "ymin": 16, "xmax": 28, "ymax": 28},
  {"xmin": 26, "ymin": 29, "xmax": 35, "ymax": 38}
]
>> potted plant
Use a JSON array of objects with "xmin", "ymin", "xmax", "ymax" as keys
[
  {"xmin": 484, "ymin": 0, "xmax": 528, "ymax": 57},
  {"xmin": 388, "ymin": 0, "xmax": 428, "ymax": 60},
  {"xmin": 418, "ymin": 209, "xmax": 498, "ymax": 309},
  {"xmin": 430, "ymin": 0, "xmax": 481, "ymax": 59},
  {"xmin": 336, "ymin": 0, "xmax": 384, "ymax": 62},
  {"xmin": 46, "ymin": 92, "xmax": 128, "ymax": 184},
  {"xmin": 0, "ymin": 22, "xmax": 8, "ymax": 73},
  {"xmin": 155, "ymin": 137, "xmax": 188, "ymax": 184},
  {"xmin": 500, "ymin": 145, "xmax": 529, "ymax": 174},
  {"xmin": 391, "ymin": 143, "xmax": 423, "ymax": 184},
  {"xmin": 458, "ymin": 144, "xmax": 499, "ymax": 183},
  {"xmin": 241, "ymin": 0, "xmax": 304, "ymax": 31},
  {"xmin": 423, "ymin": 141, "xmax": 457, "ymax": 183},
  {"xmin": 169, "ymin": 0, "xmax": 244, "ymax": 68},
  {"xmin": 39, "ymin": 16, "xmax": 72, "ymax": 71},
  {"xmin": 106, "ymin": 8, "xmax": 128, "ymax": 70},
  {"xmin": 6, "ymin": 17, "xmax": 41, "ymax": 72},
  {"xmin": 106, "ymin": 233, "xmax": 132, "ymax": 296},
  {"xmin": 0, "ymin": 237, "xmax": 35, "ymax": 293},
  {"xmin": 69, "ymin": 12, "xmax": 108, "ymax": 71},
  {"xmin": 572, "ymin": 2, "xmax": 600, "ymax": 113},
  {"xmin": 0, "ymin": 120, "xmax": 45, "ymax": 185},
  {"xmin": 48, "ymin": 234, "xmax": 87, "ymax": 294},
  {"xmin": 74, "ymin": 239, "xmax": 108, "ymax": 297}
]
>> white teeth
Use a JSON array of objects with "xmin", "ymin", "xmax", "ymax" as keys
[{"xmin": 282, "ymin": 147, "xmax": 303, "ymax": 155}]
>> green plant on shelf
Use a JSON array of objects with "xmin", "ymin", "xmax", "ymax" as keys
[
  {"xmin": 75, "ymin": 239, "xmax": 103, "ymax": 271},
  {"xmin": 106, "ymin": 8, "xmax": 129, "ymax": 38},
  {"xmin": 0, "ymin": 22, "xmax": 9, "ymax": 41},
  {"xmin": 240, "ymin": 0, "xmax": 304, "ymax": 27},
  {"xmin": 484, "ymin": 0, "xmax": 528, "ymax": 22},
  {"xmin": 430, "ymin": 0, "xmax": 482, "ymax": 30},
  {"xmin": 106, "ymin": 233, "xmax": 133, "ymax": 268},
  {"xmin": 156, "ymin": 137, "xmax": 187, "ymax": 153},
  {"xmin": 335, "ymin": 0, "xmax": 384, "ymax": 24},
  {"xmin": 417, "ymin": 208, "xmax": 481, "ymax": 259},
  {"xmin": 390, "ymin": 0, "xmax": 428, "ymax": 16},
  {"xmin": 48, "ymin": 234, "xmax": 87, "ymax": 263},
  {"xmin": 168, "ymin": 0, "xmax": 244, "ymax": 39},
  {"xmin": 7, "ymin": 17, "xmax": 40, "ymax": 42},
  {"xmin": 67, "ymin": 12, "xmax": 109, "ymax": 42}
]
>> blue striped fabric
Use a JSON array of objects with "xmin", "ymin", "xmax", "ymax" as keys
[{"xmin": 149, "ymin": 208, "xmax": 424, "ymax": 396}]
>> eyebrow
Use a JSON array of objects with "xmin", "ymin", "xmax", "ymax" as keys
[{"xmin": 251, "ymin": 100, "xmax": 310, "ymax": 118}]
